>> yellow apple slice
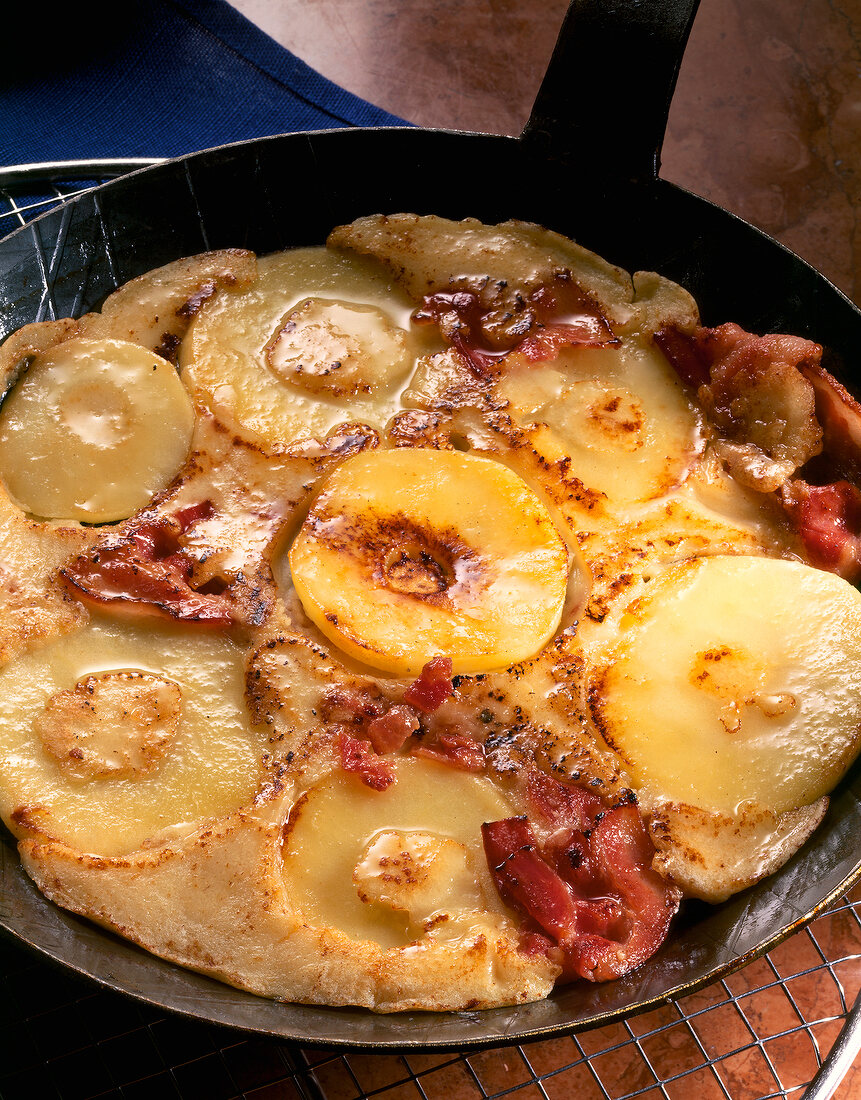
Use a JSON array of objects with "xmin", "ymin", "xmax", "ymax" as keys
[
  {"xmin": 0, "ymin": 338, "xmax": 194, "ymax": 523},
  {"xmin": 590, "ymin": 555, "xmax": 861, "ymax": 816},
  {"xmin": 281, "ymin": 756, "xmax": 515, "ymax": 947},
  {"xmin": 180, "ymin": 248, "xmax": 440, "ymax": 450},
  {"xmin": 0, "ymin": 611, "xmax": 265, "ymax": 856},
  {"xmin": 289, "ymin": 448, "xmax": 571, "ymax": 675},
  {"xmin": 495, "ymin": 336, "xmax": 702, "ymax": 510}
]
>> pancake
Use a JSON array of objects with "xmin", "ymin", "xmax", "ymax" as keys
[{"xmin": 1, "ymin": 214, "xmax": 858, "ymax": 1009}]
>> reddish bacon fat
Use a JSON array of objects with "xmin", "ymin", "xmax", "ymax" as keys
[
  {"xmin": 483, "ymin": 770, "xmax": 680, "ymax": 982},
  {"xmin": 657, "ymin": 321, "xmax": 861, "ymax": 579},
  {"xmin": 800, "ymin": 362, "xmax": 861, "ymax": 486},
  {"xmin": 413, "ymin": 272, "xmax": 618, "ymax": 375},
  {"xmin": 59, "ymin": 501, "xmax": 244, "ymax": 628},
  {"xmin": 780, "ymin": 480, "xmax": 861, "ymax": 581},
  {"xmin": 329, "ymin": 658, "xmax": 485, "ymax": 788},
  {"xmin": 338, "ymin": 731, "xmax": 396, "ymax": 791}
]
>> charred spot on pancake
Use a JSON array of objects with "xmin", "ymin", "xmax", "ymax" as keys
[{"xmin": 35, "ymin": 671, "xmax": 181, "ymax": 781}]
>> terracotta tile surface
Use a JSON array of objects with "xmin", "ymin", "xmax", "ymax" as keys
[{"xmin": 226, "ymin": 1, "xmax": 861, "ymax": 1096}]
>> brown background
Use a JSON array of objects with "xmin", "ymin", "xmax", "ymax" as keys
[{"xmin": 233, "ymin": 0, "xmax": 861, "ymax": 305}]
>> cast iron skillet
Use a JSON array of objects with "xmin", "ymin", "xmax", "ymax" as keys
[{"xmin": 1, "ymin": 0, "xmax": 861, "ymax": 1052}]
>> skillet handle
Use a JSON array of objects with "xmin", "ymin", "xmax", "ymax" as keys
[{"xmin": 522, "ymin": 0, "xmax": 700, "ymax": 184}]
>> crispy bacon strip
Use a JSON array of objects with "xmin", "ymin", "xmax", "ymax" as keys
[
  {"xmin": 780, "ymin": 479, "xmax": 861, "ymax": 581},
  {"xmin": 59, "ymin": 501, "xmax": 238, "ymax": 627},
  {"xmin": 483, "ymin": 817, "xmax": 582, "ymax": 942},
  {"xmin": 403, "ymin": 656, "xmax": 453, "ymax": 712},
  {"xmin": 799, "ymin": 362, "xmax": 861, "ymax": 485},
  {"xmin": 338, "ymin": 731, "xmax": 396, "ymax": 791},
  {"xmin": 517, "ymin": 276, "xmax": 620, "ymax": 362},
  {"xmin": 413, "ymin": 272, "xmax": 618, "ymax": 376},
  {"xmin": 483, "ymin": 772, "xmax": 680, "ymax": 983}
]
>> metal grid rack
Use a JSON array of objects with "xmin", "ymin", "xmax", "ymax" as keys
[
  {"xmin": 3, "ymin": 884, "xmax": 861, "ymax": 1100},
  {"xmin": 1, "ymin": 169, "xmax": 860, "ymax": 1100}
]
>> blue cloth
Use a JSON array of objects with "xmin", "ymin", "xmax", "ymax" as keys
[{"xmin": 0, "ymin": 0, "xmax": 407, "ymax": 167}]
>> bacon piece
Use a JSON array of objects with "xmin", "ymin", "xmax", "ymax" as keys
[
  {"xmin": 780, "ymin": 479, "xmax": 861, "ymax": 581},
  {"xmin": 59, "ymin": 501, "xmax": 237, "ymax": 627},
  {"xmin": 413, "ymin": 272, "xmax": 618, "ymax": 376},
  {"xmin": 517, "ymin": 929, "xmax": 560, "ymax": 960},
  {"xmin": 338, "ymin": 731, "xmax": 396, "ymax": 791},
  {"xmin": 657, "ymin": 322, "xmax": 822, "ymax": 492},
  {"xmin": 799, "ymin": 362, "xmax": 861, "ymax": 485},
  {"xmin": 412, "ymin": 731, "xmax": 486, "ymax": 772},
  {"xmin": 654, "ymin": 326, "xmax": 710, "ymax": 388},
  {"xmin": 517, "ymin": 275, "xmax": 620, "ymax": 362},
  {"xmin": 403, "ymin": 656, "xmax": 453, "ymax": 713},
  {"xmin": 321, "ymin": 686, "xmax": 419, "ymax": 754},
  {"xmin": 365, "ymin": 704, "xmax": 421, "ymax": 754},
  {"xmin": 482, "ymin": 772, "xmax": 680, "ymax": 983},
  {"xmin": 555, "ymin": 802, "xmax": 681, "ymax": 981},
  {"xmin": 524, "ymin": 763, "xmax": 602, "ymax": 833},
  {"xmin": 482, "ymin": 817, "xmax": 582, "ymax": 943}
]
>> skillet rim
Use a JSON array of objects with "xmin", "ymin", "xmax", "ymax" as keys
[{"xmin": 1, "ymin": 128, "xmax": 861, "ymax": 1051}]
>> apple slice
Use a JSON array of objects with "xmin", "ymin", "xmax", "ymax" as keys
[
  {"xmin": 289, "ymin": 448, "xmax": 572, "ymax": 675},
  {"xmin": 0, "ymin": 338, "xmax": 194, "ymax": 523}
]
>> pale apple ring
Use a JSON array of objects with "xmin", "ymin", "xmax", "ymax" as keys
[
  {"xmin": 0, "ymin": 338, "xmax": 195, "ymax": 524},
  {"xmin": 0, "ymin": 611, "xmax": 267, "ymax": 856},
  {"xmin": 590, "ymin": 555, "xmax": 861, "ymax": 816},
  {"xmin": 180, "ymin": 248, "xmax": 442, "ymax": 451}
]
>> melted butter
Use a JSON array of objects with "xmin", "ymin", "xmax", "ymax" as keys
[
  {"xmin": 0, "ymin": 612, "xmax": 265, "ymax": 856},
  {"xmin": 281, "ymin": 757, "xmax": 514, "ymax": 948}
]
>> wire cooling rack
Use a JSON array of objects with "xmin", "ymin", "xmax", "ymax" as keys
[{"xmin": 1, "ymin": 166, "xmax": 860, "ymax": 1100}]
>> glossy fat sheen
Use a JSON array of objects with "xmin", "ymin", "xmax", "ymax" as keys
[
  {"xmin": 289, "ymin": 448, "xmax": 572, "ymax": 675},
  {"xmin": 591, "ymin": 556, "xmax": 861, "ymax": 816},
  {"xmin": 0, "ymin": 339, "xmax": 194, "ymax": 523}
]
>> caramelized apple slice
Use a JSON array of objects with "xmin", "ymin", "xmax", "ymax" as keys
[
  {"xmin": 288, "ymin": 448, "xmax": 572, "ymax": 675},
  {"xmin": 495, "ymin": 336, "xmax": 702, "ymax": 510},
  {"xmin": 0, "ymin": 338, "xmax": 194, "ymax": 523}
]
